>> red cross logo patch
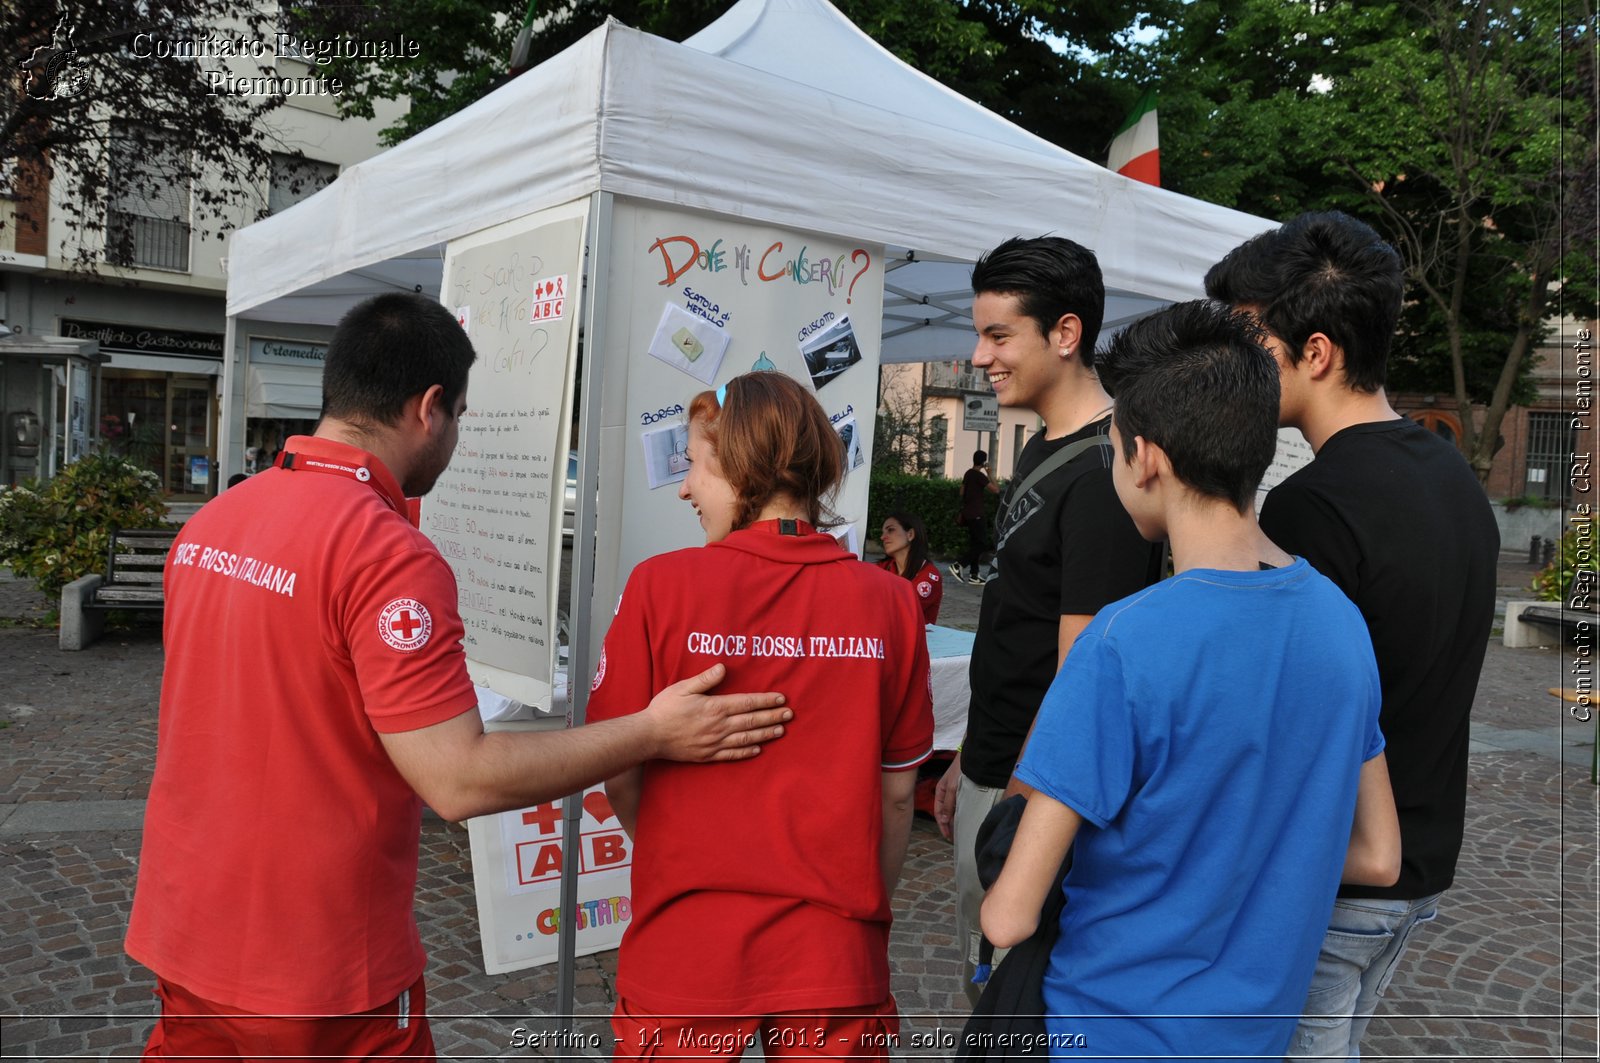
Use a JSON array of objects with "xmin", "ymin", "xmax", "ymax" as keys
[
  {"xmin": 917, "ymin": 580, "xmax": 932, "ymax": 598},
  {"xmin": 378, "ymin": 598, "xmax": 433, "ymax": 652}
]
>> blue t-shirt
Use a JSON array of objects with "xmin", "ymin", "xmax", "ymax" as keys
[{"xmin": 1016, "ymin": 559, "xmax": 1383, "ymax": 1061}]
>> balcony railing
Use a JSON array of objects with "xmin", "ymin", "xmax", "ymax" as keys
[
  {"xmin": 106, "ymin": 210, "xmax": 191, "ymax": 272},
  {"xmin": 925, "ymin": 361, "xmax": 988, "ymax": 392}
]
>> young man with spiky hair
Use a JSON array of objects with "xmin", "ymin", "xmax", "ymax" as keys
[
  {"xmin": 1206, "ymin": 212, "xmax": 1499, "ymax": 1059},
  {"xmin": 982, "ymin": 299, "xmax": 1399, "ymax": 1060},
  {"xmin": 934, "ymin": 236, "xmax": 1164, "ymax": 1003}
]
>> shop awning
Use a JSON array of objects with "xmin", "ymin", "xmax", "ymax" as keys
[{"xmin": 245, "ymin": 363, "xmax": 321, "ymax": 419}]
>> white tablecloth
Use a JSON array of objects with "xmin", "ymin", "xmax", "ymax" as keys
[{"xmin": 926, "ymin": 624, "xmax": 974, "ymax": 752}]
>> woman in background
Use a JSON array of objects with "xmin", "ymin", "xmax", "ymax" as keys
[
  {"xmin": 588, "ymin": 372, "xmax": 933, "ymax": 1060},
  {"xmin": 877, "ymin": 511, "xmax": 942, "ymax": 625}
]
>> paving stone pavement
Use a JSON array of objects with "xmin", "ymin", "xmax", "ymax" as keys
[{"xmin": 0, "ymin": 561, "xmax": 1595, "ymax": 1060}]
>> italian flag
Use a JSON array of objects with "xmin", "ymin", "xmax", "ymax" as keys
[
  {"xmin": 1107, "ymin": 91, "xmax": 1160, "ymax": 186},
  {"xmin": 509, "ymin": 0, "xmax": 538, "ymax": 76}
]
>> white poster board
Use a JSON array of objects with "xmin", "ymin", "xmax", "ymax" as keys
[
  {"xmin": 466, "ymin": 742, "xmax": 635, "ymax": 975},
  {"xmin": 424, "ymin": 200, "xmax": 587, "ymax": 708},
  {"xmin": 1257, "ymin": 429, "xmax": 1316, "ymax": 509},
  {"xmin": 433, "ymin": 202, "xmax": 596, "ymax": 977},
  {"xmin": 589, "ymin": 201, "xmax": 886, "ymax": 645}
]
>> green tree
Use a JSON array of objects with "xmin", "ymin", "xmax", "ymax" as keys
[
  {"xmin": 1107, "ymin": 0, "xmax": 1354, "ymax": 217},
  {"xmin": 1125, "ymin": 0, "xmax": 1597, "ymax": 481},
  {"xmin": 1, "ymin": 0, "xmax": 293, "ymax": 269},
  {"xmin": 874, "ymin": 366, "xmax": 944, "ymax": 474},
  {"xmin": 1313, "ymin": 0, "xmax": 1595, "ymax": 481}
]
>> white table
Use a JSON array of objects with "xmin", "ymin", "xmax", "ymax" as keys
[{"xmin": 926, "ymin": 624, "xmax": 975, "ymax": 751}]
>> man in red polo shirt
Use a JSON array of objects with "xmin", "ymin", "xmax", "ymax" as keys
[{"xmin": 125, "ymin": 293, "xmax": 791, "ymax": 1061}]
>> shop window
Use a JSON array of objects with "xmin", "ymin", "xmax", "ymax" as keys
[
  {"xmin": 268, "ymin": 154, "xmax": 338, "ymax": 215},
  {"xmin": 246, "ymin": 417, "xmax": 316, "ymax": 473},
  {"xmin": 100, "ymin": 370, "xmax": 216, "ymax": 498},
  {"xmin": 1524, "ymin": 411, "xmax": 1574, "ymax": 501},
  {"xmin": 106, "ymin": 124, "xmax": 192, "ymax": 271}
]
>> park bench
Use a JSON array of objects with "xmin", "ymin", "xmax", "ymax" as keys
[
  {"xmin": 1503, "ymin": 600, "xmax": 1598, "ymax": 648},
  {"xmin": 1500, "ymin": 602, "xmax": 1600, "ymax": 783},
  {"xmin": 1518, "ymin": 604, "xmax": 1594, "ymax": 632},
  {"xmin": 59, "ymin": 527, "xmax": 177, "ymax": 650}
]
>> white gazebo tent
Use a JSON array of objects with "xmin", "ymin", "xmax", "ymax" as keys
[
  {"xmin": 221, "ymin": 0, "xmax": 1275, "ymax": 1013},
  {"xmin": 225, "ymin": 0, "xmax": 1270, "ymax": 381}
]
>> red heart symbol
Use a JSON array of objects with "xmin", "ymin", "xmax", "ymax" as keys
[{"xmin": 583, "ymin": 791, "xmax": 616, "ymax": 824}]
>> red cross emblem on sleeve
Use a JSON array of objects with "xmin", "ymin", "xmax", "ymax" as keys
[{"xmin": 378, "ymin": 598, "xmax": 434, "ymax": 652}]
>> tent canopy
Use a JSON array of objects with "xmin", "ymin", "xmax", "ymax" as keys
[{"xmin": 226, "ymin": 0, "xmax": 1272, "ymax": 362}]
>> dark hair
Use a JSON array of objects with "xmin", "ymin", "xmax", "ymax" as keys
[
  {"xmin": 884, "ymin": 510, "xmax": 930, "ymax": 579},
  {"xmin": 971, "ymin": 235, "xmax": 1106, "ymax": 361},
  {"xmin": 1097, "ymin": 300, "xmax": 1279, "ymax": 512},
  {"xmin": 972, "ymin": 450, "xmax": 988, "ymax": 466},
  {"xmin": 687, "ymin": 373, "xmax": 844, "ymax": 530},
  {"xmin": 1203, "ymin": 211, "xmax": 1403, "ymax": 393},
  {"xmin": 321, "ymin": 293, "xmax": 476, "ymax": 426}
]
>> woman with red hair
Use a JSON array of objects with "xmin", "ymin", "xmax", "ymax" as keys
[{"xmin": 588, "ymin": 372, "xmax": 933, "ymax": 1060}]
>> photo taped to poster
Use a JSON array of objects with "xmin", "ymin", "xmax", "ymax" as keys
[{"xmin": 798, "ymin": 314, "xmax": 862, "ymax": 390}]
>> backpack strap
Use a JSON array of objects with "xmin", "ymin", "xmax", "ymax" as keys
[{"xmin": 997, "ymin": 433, "xmax": 1113, "ymax": 530}]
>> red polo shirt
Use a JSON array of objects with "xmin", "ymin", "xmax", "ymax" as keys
[
  {"xmin": 589, "ymin": 521, "xmax": 933, "ymax": 1014},
  {"xmin": 126, "ymin": 436, "xmax": 477, "ymax": 1014},
  {"xmin": 876, "ymin": 557, "xmax": 942, "ymax": 624}
]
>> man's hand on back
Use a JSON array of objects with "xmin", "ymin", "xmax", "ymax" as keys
[{"xmin": 645, "ymin": 662, "xmax": 792, "ymax": 762}]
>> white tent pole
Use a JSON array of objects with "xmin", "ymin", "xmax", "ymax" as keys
[
  {"xmin": 555, "ymin": 190, "xmax": 614, "ymax": 1049},
  {"xmin": 219, "ymin": 315, "xmax": 238, "ymax": 480}
]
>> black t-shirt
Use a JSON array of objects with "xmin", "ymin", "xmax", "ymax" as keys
[
  {"xmin": 1259, "ymin": 418, "xmax": 1499, "ymax": 900},
  {"xmin": 962, "ymin": 416, "xmax": 1165, "ymax": 787},
  {"xmin": 960, "ymin": 467, "xmax": 990, "ymax": 521}
]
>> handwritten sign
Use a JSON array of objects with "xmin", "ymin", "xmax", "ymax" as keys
[
  {"xmin": 649, "ymin": 234, "xmax": 874, "ymax": 304},
  {"xmin": 1257, "ymin": 429, "xmax": 1315, "ymax": 508},
  {"xmin": 428, "ymin": 211, "xmax": 585, "ymax": 701}
]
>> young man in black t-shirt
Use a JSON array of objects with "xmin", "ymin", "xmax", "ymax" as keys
[
  {"xmin": 932, "ymin": 236, "xmax": 1164, "ymax": 1004},
  {"xmin": 1206, "ymin": 212, "xmax": 1499, "ymax": 1059}
]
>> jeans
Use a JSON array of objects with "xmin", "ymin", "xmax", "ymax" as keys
[
  {"xmin": 953, "ymin": 774, "xmax": 1009, "ymax": 1007},
  {"xmin": 1288, "ymin": 892, "xmax": 1442, "ymax": 1061}
]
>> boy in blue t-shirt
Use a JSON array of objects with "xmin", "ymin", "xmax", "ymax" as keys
[{"xmin": 981, "ymin": 300, "xmax": 1400, "ymax": 1061}]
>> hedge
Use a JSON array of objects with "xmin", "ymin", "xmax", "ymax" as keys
[
  {"xmin": 863, "ymin": 471, "xmax": 999, "ymax": 557},
  {"xmin": 1532, "ymin": 521, "xmax": 1599, "ymax": 604}
]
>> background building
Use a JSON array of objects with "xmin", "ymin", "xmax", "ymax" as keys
[
  {"xmin": 879, "ymin": 360, "xmax": 1041, "ymax": 480},
  {"xmin": 884, "ymin": 317, "xmax": 1597, "ymax": 541},
  {"xmin": 0, "ymin": 51, "xmax": 405, "ymax": 501},
  {"xmin": 1393, "ymin": 316, "xmax": 1597, "ymax": 510}
]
